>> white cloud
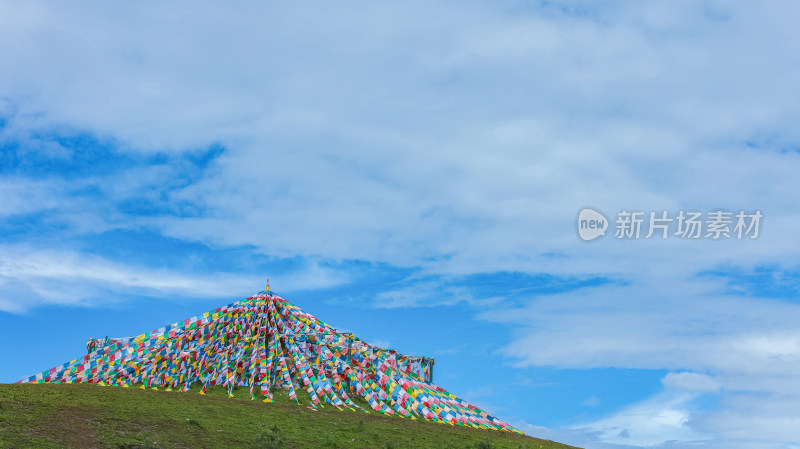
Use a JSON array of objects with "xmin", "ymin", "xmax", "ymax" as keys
[
  {"xmin": 0, "ymin": 245, "xmax": 251, "ymax": 311},
  {"xmin": 482, "ymin": 282, "xmax": 800, "ymax": 447},
  {"xmin": 573, "ymin": 391, "xmax": 710, "ymax": 447},
  {"xmin": 371, "ymin": 281, "xmax": 481, "ymax": 309},
  {"xmin": 545, "ymin": 384, "xmax": 800, "ymax": 449},
  {"xmin": 583, "ymin": 395, "xmax": 602, "ymax": 407},
  {"xmin": 0, "ymin": 245, "xmax": 347, "ymax": 311},
  {"xmin": 0, "ymin": 178, "xmax": 63, "ymax": 216},
  {"xmin": 367, "ymin": 338, "xmax": 391, "ymax": 349},
  {"xmin": 662, "ymin": 372, "xmax": 720, "ymax": 394},
  {"xmin": 2, "ymin": 1, "xmax": 800, "ymax": 276},
  {"xmin": 483, "ymin": 279, "xmax": 800, "ymax": 374}
]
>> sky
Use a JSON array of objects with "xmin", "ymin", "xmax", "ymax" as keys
[{"xmin": 1, "ymin": 1, "xmax": 800, "ymax": 448}]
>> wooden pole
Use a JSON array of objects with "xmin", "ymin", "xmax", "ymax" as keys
[{"xmin": 346, "ymin": 334, "xmax": 353, "ymax": 392}]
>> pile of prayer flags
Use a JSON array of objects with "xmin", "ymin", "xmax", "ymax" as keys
[{"xmin": 18, "ymin": 291, "xmax": 521, "ymax": 433}]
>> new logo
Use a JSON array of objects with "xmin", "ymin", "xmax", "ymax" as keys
[{"xmin": 578, "ymin": 208, "xmax": 608, "ymax": 241}]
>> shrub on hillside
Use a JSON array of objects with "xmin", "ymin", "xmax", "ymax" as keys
[{"xmin": 253, "ymin": 425, "xmax": 286, "ymax": 449}]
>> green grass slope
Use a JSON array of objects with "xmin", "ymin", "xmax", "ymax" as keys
[{"xmin": 0, "ymin": 383, "xmax": 579, "ymax": 449}]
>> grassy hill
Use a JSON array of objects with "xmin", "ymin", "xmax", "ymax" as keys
[{"xmin": 0, "ymin": 383, "xmax": 579, "ymax": 449}]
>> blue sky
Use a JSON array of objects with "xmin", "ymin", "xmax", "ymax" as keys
[{"xmin": 2, "ymin": 1, "xmax": 800, "ymax": 448}]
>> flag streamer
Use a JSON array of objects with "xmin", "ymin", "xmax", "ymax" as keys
[{"xmin": 18, "ymin": 291, "xmax": 521, "ymax": 433}]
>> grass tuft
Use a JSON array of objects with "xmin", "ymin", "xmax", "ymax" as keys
[{"xmin": 185, "ymin": 417, "xmax": 203, "ymax": 428}]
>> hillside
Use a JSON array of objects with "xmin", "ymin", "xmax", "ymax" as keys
[{"xmin": 0, "ymin": 383, "xmax": 579, "ymax": 449}]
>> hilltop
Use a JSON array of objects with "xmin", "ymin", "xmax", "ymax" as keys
[{"xmin": 0, "ymin": 383, "xmax": 579, "ymax": 449}]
